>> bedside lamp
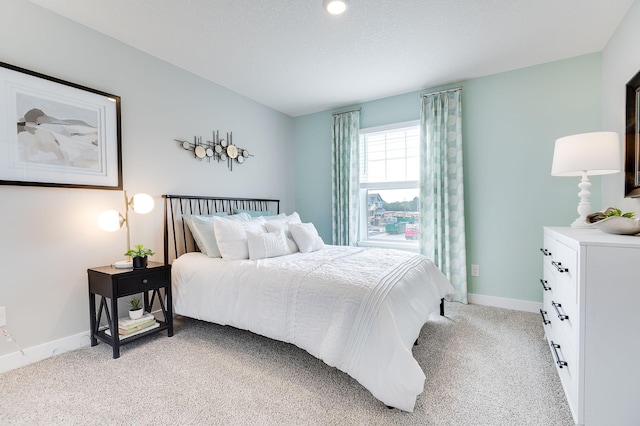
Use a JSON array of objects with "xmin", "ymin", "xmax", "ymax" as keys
[
  {"xmin": 551, "ymin": 132, "xmax": 621, "ymax": 228},
  {"xmin": 98, "ymin": 191, "xmax": 155, "ymax": 268}
]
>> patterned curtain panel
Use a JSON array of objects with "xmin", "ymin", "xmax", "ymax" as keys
[
  {"xmin": 331, "ymin": 110, "xmax": 360, "ymax": 246},
  {"xmin": 419, "ymin": 89, "xmax": 467, "ymax": 303}
]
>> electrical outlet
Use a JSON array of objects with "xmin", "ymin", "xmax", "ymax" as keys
[
  {"xmin": 0, "ymin": 306, "xmax": 6, "ymax": 327},
  {"xmin": 471, "ymin": 264, "xmax": 480, "ymax": 277}
]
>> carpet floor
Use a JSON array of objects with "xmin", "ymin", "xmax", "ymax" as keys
[{"xmin": 0, "ymin": 303, "xmax": 574, "ymax": 425}]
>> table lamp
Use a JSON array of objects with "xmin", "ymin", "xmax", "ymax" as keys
[
  {"xmin": 551, "ymin": 132, "xmax": 621, "ymax": 227},
  {"xmin": 98, "ymin": 190, "xmax": 154, "ymax": 268}
]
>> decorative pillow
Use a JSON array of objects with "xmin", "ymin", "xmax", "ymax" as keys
[
  {"xmin": 264, "ymin": 221, "xmax": 300, "ymax": 253},
  {"xmin": 246, "ymin": 230, "xmax": 289, "ymax": 260},
  {"xmin": 232, "ymin": 208, "xmax": 272, "ymax": 218},
  {"xmin": 182, "ymin": 213, "xmax": 227, "ymax": 257},
  {"xmin": 289, "ymin": 222, "xmax": 325, "ymax": 253},
  {"xmin": 227, "ymin": 212, "xmax": 252, "ymax": 222},
  {"xmin": 213, "ymin": 216, "xmax": 267, "ymax": 260}
]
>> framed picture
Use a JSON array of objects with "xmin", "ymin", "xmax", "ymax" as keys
[
  {"xmin": 0, "ymin": 62, "xmax": 122, "ymax": 190},
  {"xmin": 625, "ymin": 69, "xmax": 640, "ymax": 197}
]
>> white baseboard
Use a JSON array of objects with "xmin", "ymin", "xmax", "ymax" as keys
[
  {"xmin": 0, "ymin": 329, "xmax": 92, "ymax": 374},
  {"xmin": 467, "ymin": 293, "xmax": 542, "ymax": 313}
]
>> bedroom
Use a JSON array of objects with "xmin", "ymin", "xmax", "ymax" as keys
[{"xmin": 1, "ymin": 0, "xmax": 639, "ymax": 424}]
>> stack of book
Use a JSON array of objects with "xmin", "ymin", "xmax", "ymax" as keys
[{"xmin": 105, "ymin": 312, "xmax": 159, "ymax": 339}]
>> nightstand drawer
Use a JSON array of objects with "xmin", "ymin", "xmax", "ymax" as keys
[{"xmin": 118, "ymin": 270, "xmax": 167, "ymax": 295}]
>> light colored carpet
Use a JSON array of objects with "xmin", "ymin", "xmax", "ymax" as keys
[{"xmin": 0, "ymin": 303, "xmax": 574, "ymax": 425}]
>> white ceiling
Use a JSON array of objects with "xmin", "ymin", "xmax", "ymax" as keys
[{"xmin": 29, "ymin": 0, "xmax": 634, "ymax": 117}]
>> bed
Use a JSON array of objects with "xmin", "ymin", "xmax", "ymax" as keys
[{"xmin": 163, "ymin": 194, "xmax": 454, "ymax": 412}]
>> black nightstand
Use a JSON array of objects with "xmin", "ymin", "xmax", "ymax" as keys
[{"xmin": 87, "ymin": 262, "xmax": 173, "ymax": 358}]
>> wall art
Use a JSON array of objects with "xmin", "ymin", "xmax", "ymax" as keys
[
  {"xmin": 0, "ymin": 62, "xmax": 122, "ymax": 190},
  {"xmin": 175, "ymin": 131, "xmax": 251, "ymax": 171}
]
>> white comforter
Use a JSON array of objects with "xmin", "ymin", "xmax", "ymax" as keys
[{"xmin": 171, "ymin": 245, "xmax": 454, "ymax": 411}]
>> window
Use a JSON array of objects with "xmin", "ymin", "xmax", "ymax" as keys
[{"xmin": 358, "ymin": 121, "xmax": 419, "ymax": 250}]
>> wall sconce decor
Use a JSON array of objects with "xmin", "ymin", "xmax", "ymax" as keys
[
  {"xmin": 98, "ymin": 190, "xmax": 155, "ymax": 268},
  {"xmin": 175, "ymin": 131, "xmax": 251, "ymax": 171}
]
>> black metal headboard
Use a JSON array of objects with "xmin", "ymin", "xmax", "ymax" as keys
[{"xmin": 163, "ymin": 194, "xmax": 280, "ymax": 264}]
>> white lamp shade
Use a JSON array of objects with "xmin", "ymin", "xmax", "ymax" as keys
[
  {"xmin": 98, "ymin": 210, "xmax": 124, "ymax": 232},
  {"xmin": 551, "ymin": 131, "xmax": 621, "ymax": 177},
  {"xmin": 324, "ymin": 0, "xmax": 348, "ymax": 14},
  {"xmin": 131, "ymin": 193, "xmax": 154, "ymax": 214}
]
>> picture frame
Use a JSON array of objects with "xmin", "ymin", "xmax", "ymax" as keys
[
  {"xmin": 0, "ymin": 62, "xmax": 122, "ymax": 190},
  {"xmin": 624, "ymin": 69, "xmax": 640, "ymax": 197}
]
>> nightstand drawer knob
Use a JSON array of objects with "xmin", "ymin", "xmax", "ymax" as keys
[{"xmin": 142, "ymin": 279, "xmax": 148, "ymax": 284}]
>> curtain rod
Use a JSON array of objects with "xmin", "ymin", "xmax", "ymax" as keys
[
  {"xmin": 420, "ymin": 86, "xmax": 462, "ymax": 98},
  {"xmin": 332, "ymin": 108, "xmax": 362, "ymax": 116}
]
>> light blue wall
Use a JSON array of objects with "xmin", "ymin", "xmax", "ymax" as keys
[{"xmin": 293, "ymin": 53, "xmax": 602, "ymax": 303}]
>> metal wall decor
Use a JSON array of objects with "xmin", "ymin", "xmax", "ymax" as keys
[{"xmin": 175, "ymin": 131, "xmax": 251, "ymax": 171}]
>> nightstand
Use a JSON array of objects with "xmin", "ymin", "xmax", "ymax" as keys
[{"xmin": 87, "ymin": 262, "xmax": 173, "ymax": 358}]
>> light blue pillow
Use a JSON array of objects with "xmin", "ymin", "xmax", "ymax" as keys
[
  {"xmin": 183, "ymin": 213, "xmax": 227, "ymax": 257},
  {"xmin": 232, "ymin": 208, "xmax": 269, "ymax": 217},
  {"xmin": 232, "ymin": 208, "xmax": 285, "ymax": 219}
]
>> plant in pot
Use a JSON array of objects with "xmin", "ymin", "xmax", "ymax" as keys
[
  {"xmin": 124, "ymin": 244, "xmax": 154, "ymax": 269},
  {"xmin": 129, "ymin": 296, "xmax": 144, "ymax": 320}
]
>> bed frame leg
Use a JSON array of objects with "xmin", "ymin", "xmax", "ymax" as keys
[{"xmin": 440, "ymin": 298, "xmax": 445, "ymax": 316}]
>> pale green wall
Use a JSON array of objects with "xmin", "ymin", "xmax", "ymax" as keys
[{"xmin": 293, "ymin": 53, "xmax": 602, "ymax": 303}]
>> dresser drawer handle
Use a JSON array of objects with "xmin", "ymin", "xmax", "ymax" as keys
[
  {"xmin": 550, "ymin": 341, "xmax": 568, "ymax": 368},
  {"xmin": 539, "ymin": 309, "xmax": 551, "ymax": 325},
  {"xmin": 551, "ymin": 261, "xmax": 568, "ymax": 273},
  {"xmin": 551, "ymin": 301, "xmax": 569, "ymax": 321},
  {"xmin": 539, "ymin": 248, "xmax": 552, "ymax": 256},
  {"xmin": 142, "ymin": 279, "xmax": 148, "ymax": 284},
  {"xmin": 539, "ymin": 279, "xmax": 551, "ymax": 291}
]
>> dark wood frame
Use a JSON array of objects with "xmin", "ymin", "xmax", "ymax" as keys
[
  {"xmin": 0, "ymin": 62, "xmax": 122, "ymax": 190},
  {"xmin": 625, "ymin": 69, "xmax": 640, "ymax": 197}
]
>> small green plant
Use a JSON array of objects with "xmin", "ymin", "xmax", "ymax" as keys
[
  {"xmin": 588, "ymin": 207, "xmax": 636, "ymax": 223},
  {"xmin": 603, "ymin": 208, "xmax": 635, "ymax": 218},
  {"xmin": 124, "ymin": 244, "xmax": 154, "ymax": 258},
  {"xmin": 129, "ymin": 297, "xmax": 142, "ymax": 311}
]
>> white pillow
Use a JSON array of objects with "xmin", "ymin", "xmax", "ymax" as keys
[
  {"xmin": 183, "ymin": 214, "xmax": 225, "ymax": 257},
  {"xmin": 289, "ymin": 222, "xmax": 325, "ymax": 253},
  {"xmin": 247, "ymin": 230, "xmax": 289, "ymax": 260},
  {"xmin": 264, "ymin": 221, "xmax": 299, "ymax": 254},
  {"xmin": 214, "ymin": 216, "xmax": 266, "ymax": 260}
]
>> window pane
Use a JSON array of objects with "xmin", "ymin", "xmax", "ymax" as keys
[{"xmin": 365, "ymin": 188, "xmax": 419, "ymax": 245}]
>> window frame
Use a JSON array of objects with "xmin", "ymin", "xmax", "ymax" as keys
[{"xmin": 357, "ymin": 120, "xmax": 420, "ymax": 252}]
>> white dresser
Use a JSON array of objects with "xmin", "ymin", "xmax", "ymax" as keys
[{"xmin": 540, "ymin": 227, "xmax": 640, "ymax": 425}]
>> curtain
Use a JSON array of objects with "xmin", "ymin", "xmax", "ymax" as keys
[
  {"xmin": 331, "ymin": 110, "xmax": 360, "ymax": 246},
  {"xmin": 419, "ymin": 89, "xmax": 467, "ymax": 303}
]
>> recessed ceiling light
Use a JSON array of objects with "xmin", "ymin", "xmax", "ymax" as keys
[{"xmin": 324, "ymin": 0, "xmax": 348, "ymax": 15}]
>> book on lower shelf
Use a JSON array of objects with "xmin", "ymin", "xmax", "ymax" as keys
[{"xmin": 104, "ymin": 312, "xmax": 159, "ymax": 339}]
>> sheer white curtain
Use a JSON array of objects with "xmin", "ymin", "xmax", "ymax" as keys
[
  {"xmin": 419, "ymin": 89, "xmax": 467, "ymax": 303},
  {"xmin": 331, "ymin": 110, "xmax": 360, "ymax": 246}
]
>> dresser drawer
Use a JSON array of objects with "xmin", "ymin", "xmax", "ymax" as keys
[
  {"xmin": 549, "ymin": 336, "xmax": 578, "ymax": 418},
  {"xmin": 118, "ymin": 270, "xmax": 168, "ymax": 296}
]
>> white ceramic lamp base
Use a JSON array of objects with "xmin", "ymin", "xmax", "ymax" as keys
[{"xmin": 571, "ymin": 173, "xmax": 594, "ymax": 228}]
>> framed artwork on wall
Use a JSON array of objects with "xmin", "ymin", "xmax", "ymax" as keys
[
  {"xmin": 625, "ymin": 69, "xmax": 640, "ymax": 197},
  {"xmin": 0, "ymin": 62, "xmax": 122, "ymax": 190}
]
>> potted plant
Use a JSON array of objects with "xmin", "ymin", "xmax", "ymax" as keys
[
  {"xmin": 129, "ymin": 296, "xmax": 144, "ymax": 320},
  {"xmin": 124, "ymin": 244, "xmax": 155, "ymax": 269}
]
